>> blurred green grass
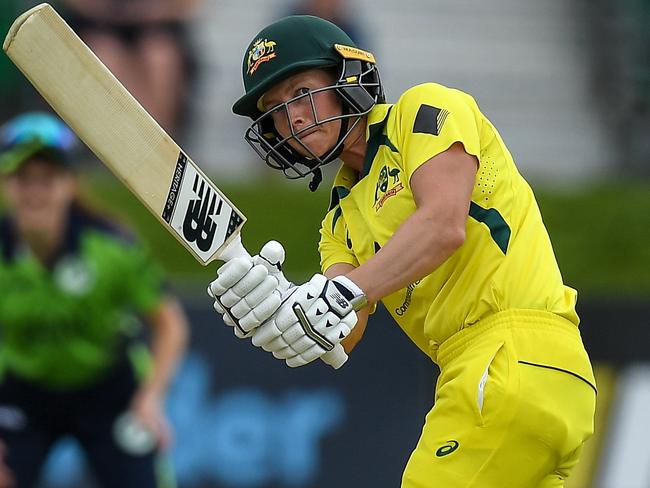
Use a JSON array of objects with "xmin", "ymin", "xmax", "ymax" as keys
[
  {"xmin": 534, "ymin": 181, "xmax": 650, "ymax": 299},
  {"xmin": 75, "ymin": 173, "xmax": 650, "ymax": 299}
]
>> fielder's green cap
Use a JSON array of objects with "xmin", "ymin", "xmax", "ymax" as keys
[
  {"xmin": 233, "ymin": 15, "xmax": 357, "ymax": 119},
  {"xmin": 0, "ymin": 112, "xmax": 77, "ymax": 174}
]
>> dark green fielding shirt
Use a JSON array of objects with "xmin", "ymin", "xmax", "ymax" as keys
[{"xmin": 0, "ymin": 207, "xmax": 164, "ymax": 390}]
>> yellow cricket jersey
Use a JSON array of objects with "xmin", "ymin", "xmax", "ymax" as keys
[{"xmin": 318, "ymin": 82, "xmax": 579, "ymax": 363}]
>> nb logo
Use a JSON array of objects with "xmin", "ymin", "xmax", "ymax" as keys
[
  {"xmin": 330, "ymin": 292, "xmax": 349, "ymax": 309},
  {"xmin": 183, "ymin": 175, "xmax": 222, "ymax": 252},
  {"xmin": 435, "ymin": 440, "xmax": 459, "ymax": 457}
]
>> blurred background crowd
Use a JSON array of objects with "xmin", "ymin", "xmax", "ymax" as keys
[{"xmin": 0, "ymin": 0, "xmax": 649, "ymax": 487}]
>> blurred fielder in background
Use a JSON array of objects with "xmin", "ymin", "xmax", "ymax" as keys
[
  {"xmin": 0, "ymin": 113, "xmax": 188, "ymax": 488},
  {"xmin": 209, "ymin": 15, "xmax": 597, "ymax": 487}
]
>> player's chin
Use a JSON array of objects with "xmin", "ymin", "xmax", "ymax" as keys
[
  {"xmin": 19, "ymin": 213, "xmax": 56, "ymax": 231},
  {"xmin": 293, "ymin": 135, "xmax": 332, "ymax": 159}
]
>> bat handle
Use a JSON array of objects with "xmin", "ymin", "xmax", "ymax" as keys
[{"xmin": 218, "ymin": 234, "xmax": 252, "ymax": 261}]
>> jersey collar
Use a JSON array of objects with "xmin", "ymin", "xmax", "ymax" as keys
[
  {"xmin": 362, "ymin": 104, "xmax": 395, "ymax": 178},
  {"xmin": 365, "ymin": 103, "xmax": 393, "ymax": 134},
  {"xmin": 331, "ymin": 103, "xmax": 395, "ymax": 191}
]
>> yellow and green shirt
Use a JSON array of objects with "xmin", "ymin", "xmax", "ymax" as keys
[{"xmin": 319, "ymin": 82, "xmax": 578, "ymax": 362}]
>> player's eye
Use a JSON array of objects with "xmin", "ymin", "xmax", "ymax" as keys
[{"xmin": 297, "ymin": 87, "xmax": 310, "ymax": 97}]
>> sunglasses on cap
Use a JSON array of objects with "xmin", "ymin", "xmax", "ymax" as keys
[{"xmin": 0, "ymin": 112, "xmax": 77, "ymax": 174}]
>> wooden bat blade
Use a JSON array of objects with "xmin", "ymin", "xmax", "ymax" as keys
[{"xmin": 3, "ymin": 3, "xmax": 246, "ymax": 265}]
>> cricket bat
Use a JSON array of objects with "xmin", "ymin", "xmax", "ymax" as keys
[{"xmin": 3, "ymin": 3, "xmax": 347, "ymax": 368}]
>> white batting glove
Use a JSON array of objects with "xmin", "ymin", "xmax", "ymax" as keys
[
  {"xmin": 207, "ymin": 241, "xmax": 292, "ymax": 338},
  {"xmin": 255, "ymin": 274, "xmax": 367, "ymax": 368}
]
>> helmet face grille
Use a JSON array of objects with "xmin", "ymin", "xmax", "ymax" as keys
[{"xmin": 243, "ymin": 58, "xmax": 384, "ymax": 182}]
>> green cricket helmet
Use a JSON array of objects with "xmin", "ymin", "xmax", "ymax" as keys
[{"xmin": 234, "ymin": 15, "xmax": 384, "ymax": 191}]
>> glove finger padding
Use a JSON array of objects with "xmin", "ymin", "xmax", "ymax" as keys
[
  {"xmin": 233, "ymin": 325, "xmax": 253, "ymax": 339},
  {"xmin": 242, "ymin": 276, "xmax": 280, "ymax": 308},
  {"xmin": 219, "ymin": 264, "xmax": 269, "ymax": 308},
  {"xmin": 212, "ymin": 297, "xmax": 225, "ymax": 314},
  {"xmin": 251, "ymin": 320, "xmax": 284, "ymax": 347},
  {"xmin": 214, "ymin": 300, "xmax": 252, "ymax": 338},
  {"xmin": 213, "ymin": 299, "xmax": 235, "ymax": 326},
  {"xmin": 275, "ymin": 302, "xmax": 305, "ymax": 331},
  {"xmin": 230, "ymin": 265, "xmax": 271, "ymax": 297},
  {"xmin": 273, "ymin": 346, "xmax": 297, "ymax": 360},
  {"xmin": 281, "ymin": 322, "xmax": 309, "ymax": 344},
  {"xmin": 214, "ymin": 302, "xmax": 235, "ymax": 327},
  {"xmin": 286, "ymin": 344, "xmax": 326, "ymax": 368},
  {"xmin": 285, "ymin": 335, "xmax": 315, "ymax": 354},
  {"xmin": 209, "ymin": 258, "xmax": 253, "ymax": 295},
  {"xmin": 238, "ymin": 294, "xmax": 282, "ymax": 332},
  {"xmin": 308, "ymin": 306, "xmax": 356, "ymax": 342},
  {"xmin": 260, "ymin": 334, "xmax": 288, "ymax": 353},
  {"xmin": 229, "ymin": 275, "xmax": 279, "ymax": 318}
]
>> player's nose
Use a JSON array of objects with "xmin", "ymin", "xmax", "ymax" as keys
[
  {"xmin": 288, "ymin": 108, "xmax": 305, "ymax": 131},
  {"xmin": 287, "ymin": 100, "xmax": 314, "ymax": 132}
]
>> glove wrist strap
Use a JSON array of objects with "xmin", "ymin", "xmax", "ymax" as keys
[{"xmin": 331, "ymin": 275, "xmax": 368, "ymax": 311}]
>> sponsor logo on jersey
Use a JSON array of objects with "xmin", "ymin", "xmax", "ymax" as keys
[
  {"xmin": 435, "ymin": 440, "xmax": 459, "ymax": 457},
  {"xmin": 54, "ymin": 256, "xmax": 96, "ymax": 296},
  {"xmin": 247, "ymin": 38, "xmax": 277, "ymax": 75},
  {"xmin": 395, "ymin": 280, "xmax": 420, "ymax": 316},
  {"xmin": 374, "ymin": 165, "xmax": 403, "ymax": 211}
]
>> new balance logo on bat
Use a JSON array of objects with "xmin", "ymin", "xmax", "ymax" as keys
[
  {"xmin": 162, "ymin": 152, "xmax": 189, "ymax": 223},
  {"xmin": 164, "ymin": 152, "xmax": 243, "ymax": 263},
  {"xmin": 183, "ymin": 174, "xmax": 220, "ymax": 252}
]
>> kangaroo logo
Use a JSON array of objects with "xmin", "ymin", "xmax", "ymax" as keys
[
  {"xmin": 183, "ymin": 174, "xmax": 221, "ymax": 252},
  {"xmin": 247, "ymin": 38, "xmax": 277, "ymax": 75},
  {"xmin": 374, "ymin": 165, "xmax": 403, "ymax": 211}
]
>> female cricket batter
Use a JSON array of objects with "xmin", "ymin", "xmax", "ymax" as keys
[
  {"xmin": 208, "ymin": 15, "xmax": 597, "ymax": 487},
  {"xmin": 0, "ymin": 112, "xmax": 188, "ymax": 487}
]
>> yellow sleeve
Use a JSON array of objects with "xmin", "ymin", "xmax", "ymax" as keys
[
  {"xmin": 319, "ymin": 207, "xmax": 379, "ymax": 316},
  {"xmin": 393, "ymin": 83, "xmax": 481, "ymax": 180},
  {"xmin": 318, "ymin": 206, "xmax": 358, "ymax": 274}
]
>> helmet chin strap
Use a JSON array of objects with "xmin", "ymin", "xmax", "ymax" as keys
[
  {"xmin": 307, "ymin": 107, "xmax": 351, "ymax": 192},
  {"xmin": 308, "ymin": 168, "xmax": 323, "ymax": 192}
]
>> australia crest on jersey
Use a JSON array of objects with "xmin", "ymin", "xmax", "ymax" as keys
[{"xmin": 374, "ymin": 165, "xmax": 403, "ymax": 212}]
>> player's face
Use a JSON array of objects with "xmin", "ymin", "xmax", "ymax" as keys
[
  {"xmin": 263, "ymin": 69, "xmax": 342, "ymax": 158},
  {"xmin": 3, "ymin": 157, "xmax": 76, "ymax": 233}
]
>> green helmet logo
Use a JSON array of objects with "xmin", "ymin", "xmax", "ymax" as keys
[
  {"xmin": 246, "ymin": 38, "xmax": 277, "ymax": 76},
  {"xmin": 234, "ymin": 15, "xmax": 368, "ymax": 118}
]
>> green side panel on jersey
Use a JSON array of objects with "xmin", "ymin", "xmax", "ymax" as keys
[
  {"xmin": 469, "ymin": 201, "xmax": 511, "ymax": 254},
  {"xmin": 329, "ymin": 186, "xmax": 350, "ymax": 231}
]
